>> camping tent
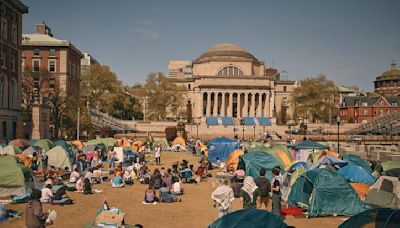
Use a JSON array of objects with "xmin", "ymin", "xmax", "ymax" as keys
[
  {"xmin": 282, "ymin": 168, "xmax": 306, "ymax": 202},
  {"xmin": 32, "ymin": 139, "xmax": 55, "ymax": 152},
  {"xmin": 370, "ymin": 175, "xmax": 400, "ymax": 198},
  {"xmin": 71, "ymin": 140, "xmax": 84, "ymax": 150},
  {"xmin": 15, "ymin": 154, "xmax": 32, "ymax": 167},
  {"xmin": 249, "ymin": 144, "xmax": 293, "ymax": 171},
  {"xmin": 225, "ymin": 149, "xmax": 244, "ymax": 171},
  {"xmin": 339, "ymin": 208, "xmax": 400, "ymax": 228},
  {"xmin": 290, "ymin": 140, "xmax": 330, "ymax": 162},
  {"xmin": 311, "ymin": 155, "xmax": 348, "ymax": 170},
  {"xmin": 172, "ymin": 137, "xmax": 186, "ymax": 146},
  {"xmin": 0, "ymin": 145, "xmax": 22, "ymax": 155},
  {"xmin": 0, "ymin": 155, "xmax": 39, "ymax": 197},
  {"xmin": 342, "ymin": 154, "xmax": 372, "ymax": 173},
  {"xmin": 86, "ymin": 138, "xmax": 116, "ymax": 149},
  {"xmin": 337, "ymin": 165, "xmax": 376, "ymax": 185},
  {"xmin": 317, "ymin": 150, "xmax": 339, "ymax": 160},
  {"xmin": 9, "ymin": 139, "xmax": 29, "ymax": 149},
  {"xmin": 288, "ymin": 161, "xmax": 310, "ymax": 172},
  {"xmin": 207, "ymin": 137, "xmax": 240, "ymax": 163},
  {"xmin": 22, "ymin": 146, "xmax": 42, "ymax": 156},
  {"xmin": 54, "ymin": 140, "xmax": 74, "ymax": 159},
  {"xmin": 288, "ymin": 168, "xmax": 368, "ymax": 217},
  {"xmin": 208, "ymin": 208, "xmax": 288, "ymax": 228},
  {"xmin": 373, "ymin": 161, "xmax": 400, "ymax": 177},
  {"xmin": 238, "ymin": 151, "xmax": 283, "ymax": 180},
  {"xmin": 47, "ymin": 146, "xmax": 73, "ymax": 170}
]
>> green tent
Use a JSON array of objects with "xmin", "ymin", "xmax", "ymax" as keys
[
  {"xmin": 339, "ymin": 208, "xmax": 400, "ymax": 228},
  {"xmin": 288, "ymin": 168, "xmax": 368, "ymax": 217},
  {"xmin": 290, "ymin": 140, "xmax": 330, "ymax": 150},
  {"xmin": 32, "ymin": 139, "xmax": 55, "ymax": 152},
  {"xmin": 238, "ymin": 151, "xmax": 284, "ymax": 180},
  {"xmin": 373, "ymin": 161, "xmax": 400, "ymax": 176},
  {"xmin": 249, "ymin": 144, "xmax": 293, "ymax": 170},
  {"xmin": 86, "ymin": 138, "xmax": 117, "ymax": 149},
  {"xmin": 0, "ymin": 145, "xmax": 22, "ymax": 155},
  {"xmin": 54, "ymin": 140, "xmax": 74, "ymax": 159},
  {"xmin": 342, "ymin": 154, "xmax": 372, "ymax": 173},
  {"xmin": 0, "ymin": 155, "xmax": 35, "ymax": 197},
  {"xmin": 209, "ymin": 208, "xmax": 288, "ymax": 228},
  {"xmin": 47, "ymin": 146, "xmax": 72, "ymax": 170}
]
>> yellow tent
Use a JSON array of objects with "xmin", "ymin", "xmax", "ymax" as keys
[
  {"xmin": 276, "ymin": 149, "xmax": 293, "ymax": 171},
  {"xmin": 71, "ymin": 140, "xmax": 84, "ymax": 150},
  {"xmin": 173, "ymin": 137, "xmax": 186, "ymax": 146},
  {"xmin": 225, "ymin": 149, "xmax": 244, "ymax": 171}
]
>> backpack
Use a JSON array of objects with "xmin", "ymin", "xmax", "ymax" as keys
[{"xmin": 256, "ymin": 177, "xmax": 271, "ymax": 197}]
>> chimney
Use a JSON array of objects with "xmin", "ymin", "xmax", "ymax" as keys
[{"xmin": 35, "ymin": 22, "xmax": 53, "ymax": 37}]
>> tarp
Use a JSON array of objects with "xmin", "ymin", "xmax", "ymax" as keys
[
  {"xmin": 339, "ymin": 208, "xmax": 400, "ymax": 228},
  {"xmin": 342, "ymin": 154, "xmax": 372, "ymax": 173},
  {"xmin": 71, "ymin": 140, "xmax": 84, "ymax": 150},
  {"xmin": 350, "ymin": 182, "xmax": 370, "ymax": 199},
  {"xmin": 225, "ymin": 149, "xmax": 244, "ymax": 171},
  {"xmin": 311, "ymin": 155, "xmax": 348, "ymax": 169},
  {"xmin": 32, "ymin": 139, "xmax": 55, "ymax": 152},
  {"xmin": 47, "ymin": 146, "xmax": 72, "ymax": 170},
  {"xmin": 172, "ymin": 137, "xmax": 186, "ymax": 146},
  {"xmin": 238, "ymin": 151, "xmax": 283, "ymax": 180},
  {"xmin": 291, "ymin": 141, "xmax": 330, "ymax": 150},
  {"xmin": 54, "ymin": 140, "xmax": 74, "ymax": 159},
  {"xmin": 86, "ymin": 138, "xmax": 116, "ymax": 149},
  {"xmin": 288, "ymin": 168, "xmax": 368, "ymax": 217},
  {"xmin": 337, "ymin": 165, "xmax": 376, "ymax": 185},
  {"xmin": 0, "ymin": 145, "xmax": 22, "ymax": 155},
  {"xmin": 207, "ymin": 137, "xmax": 239, "ymax": 163},
  {"xmin": 208, "ymin": 208, "xmax": 288, "ymax": 228}
]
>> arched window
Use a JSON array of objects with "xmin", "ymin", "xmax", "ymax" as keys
[
  {"xmin": 9, "ymin": 79, "xmax": 15, "ymax": 109},
  {"xmin": 217, "ymin": 66, "xmax": 244, "ymax": 76},
  {"xmin": 0, "ymin": 76, "xmax": 4, "ymax": 108}
]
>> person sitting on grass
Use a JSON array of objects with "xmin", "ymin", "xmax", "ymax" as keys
[
  {"xmin": 160, "ymin": 182, "xmax": 181, "ymax": 203},
  {"xmin": 40, "ymin": 184, "xmax": 53, "ymax": 203},
  {"xmin": 76, "ymin": 175, "xmax": 84, "ymax": 192},
  {"xmin": 52, "ymin": 186, "xmax": 73, "ymax": 204},
  {"xmin": 83, "ymin": 178, "xmax": 93, "ymax": 195},
  {"xmin": 123, "ymin": 170, "xmax": 133, "ymax": 185},
  {"xmin": 150, "ymin": 168, "xmax": 162, "ymax": 189},
  {"xmin": 171, "ymin": 179, "xmax": 184, "ymax": 195},
  {"xmin": 144, "ymin": 184, "xmax": 159, "ymax": 204},
  {"xmin": 92, "ymin": 167, "xmax": 103, "ymax": 183},
  {"xmin": 84, "ymin": 168, "xmax": 94, "ymax": 184},
  {"xmin": 112, "ymin": 172, "xmax": 124, "ymax": 188},
  {"xmin": 161, "ymin": 170, "xmax": 173, "ymax": 188},
  {"xmin": 69, "ymin": 168, "xmax": 80, "ymax": 183}
]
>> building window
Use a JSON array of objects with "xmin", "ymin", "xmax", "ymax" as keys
[
  {"xmin": 188, "ymin": 84, "xmax": 191, "ymax": 90},
  {"xmin": 363, "ymin": 109, "xmax": 368, "ymax": 115},
  {"xmin": 0, "ymin": 50, "xmax": 5, "ymax": 67},
  {"xmin": 33, "ymin": 48, "xmax": 40, "ymax": 55},
  {"xmin": 283, "ymin": 86, "xmax": 287, "ymax": 92},
  {"xmin": 2, "ymin": 121, "xmax": 6, "ymax": 138},
  {"xmin": 0, "ymin": 18, "xmax": 7, "ymax": 39},
  {"xmin": 9, "ymin": 80, "xmax": 15, "ymax": 109},
  {"xmin": 217, "ymin": 66, "xmax": 244, "ymax": 76},
  {"xmin": 11, "ymin": 55, "xmax": 16, "ymax": 71},
  {"xmin": 49, "ymin": 60, "xmax": 56, "ymax": 72},
  {"xmin": 0, "ymin": 76, "xmax": 4, "ymax": 108},
  {"xmin": 33, "ymin": 60, "xmax": 40, "ymax": 72},
  {"xmin": 11, "ymin": 25, "xmax": 17, "ymax": 44},
  {"xmin": 49, "ymin": 48, "xmax": 56, "ymax": 56}
]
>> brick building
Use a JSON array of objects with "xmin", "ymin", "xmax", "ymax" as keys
[{"xmin": 0, "ymin": 0, "xmax": 28, "ymax": 141}]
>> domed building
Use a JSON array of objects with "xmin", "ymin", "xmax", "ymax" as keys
[
  {"xmin": 374, "ymin": 60, "xmax": 400, "ymax": 96},
  {"xmin": 167, "ymin": 43, "xmax": 297, "ymax": 124}
]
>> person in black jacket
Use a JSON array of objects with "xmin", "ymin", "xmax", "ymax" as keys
[{"xmin": 254, "ymin": 168, "xmax": 271, "ymax": 210}]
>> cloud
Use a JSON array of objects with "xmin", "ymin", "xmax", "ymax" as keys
[{"xmin": 132, "ymin": 28, "xmax": 160, "ymax": 40}]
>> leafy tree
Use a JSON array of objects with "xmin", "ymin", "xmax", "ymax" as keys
[{"xmin": 292, "ymin": 75, "xmax": 339, "ymax": 123}]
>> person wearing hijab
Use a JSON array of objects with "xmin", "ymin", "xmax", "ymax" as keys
[
  {"xmin": 239, "ymin": 176, "xmax": 259, "ymax": 208},
  {"xmin": 211, "ymin": 179, "xmax": 235, "ymax": 218},
  {"xmin": 25, "ymin": 189, "xmax": 48, "ymax": 228}
]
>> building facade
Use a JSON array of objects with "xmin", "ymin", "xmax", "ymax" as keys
[
  {"xmin": 374, "ymin": 60, "xmax": 400, "ymax": 96},
  {"xmin": 0, "ymin": 0, "xmax": 28, "ymax": 141},
  {"xmin": 168, "ymin": 43, "xmax": 297, "ymax": 124},
  {"xmin": 22, "ymin": 23, "xmax": 83, "ymax": 101},
  {"xmin": 81, "ymin": 52, "xmax": 99, "ymax": 74}
]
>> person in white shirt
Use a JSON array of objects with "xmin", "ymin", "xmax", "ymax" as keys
[
  {"xmin": 171, "ymin": 180, "xmax": 184, "ymax": 195},
  {"xmin": 84, "ymin": 169, "xmax": 94, "ymax": 184},
  {"xmin": 76, "ymin": 176, "xmax": 84, "ymax": 192},
  {"xmin": 69, "ymin": 168, "xmax": 80, "ymax": 183},
  {"xmin": 155, "ymin": 144, "xmax": 161, "ymax": 166},
  {"xmin": 40, "ymin": 184, "xmax": 53, "ymax": 203}
]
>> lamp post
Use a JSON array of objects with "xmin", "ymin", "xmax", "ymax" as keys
[
  {"xmin": 253, "ymin": 125, "xmax": 256, "ymax": 141},
  {"xmin": 77, "ymin": 107, "xmax": 80, "ymax": 140},
  {"xmin": 336, "ymin": 116, "xmax": 340, "ymax": 153},
  {"xmin": 233, "ymin": 125, "xmax": 236, "ymax": 139},
  {"xmin": 242, "ymin": 122, "xmax": 245, "ymax": 141},
  {"xmin": 196, "ymin": 122, "xmax": 199, "ymax": 140}
]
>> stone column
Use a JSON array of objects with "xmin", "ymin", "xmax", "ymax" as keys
[
  {"xmin": 264, "ymin": 92, "xmax": 270, "ymax": 117},
  {"xmin": 250, "ymin": 93, "xmax": 256, "ymax": 117},
  {"xmin": 198, "ymin": 92, "xmax": 204, "ymax": 118},
  {"xmin": 221, "ymin": 92, "xmax": 226, "ymax": 117},
  {"xmin": 213, "ymin": 93, "xmax": 219, "ymax": 116},
  {"xmin": 243, "ymin": 93, "xmax": 248, "ymax": 117},
  {"xmin": 256, "ymin": 93, "xmax": 263, "ymax": 117},
  {"xmin": 270, "ymin": 91, "xmax": 275, "ymax": 117},
  {"xmin": 237, "ymin": 93, "xmax": 241, "ymax": 118},
  {"xmin": 206, "ymin": 92, "xmax": 211, "ymax": 116},
  {"xmin": 227, "ymin": 93, "xmax": 233, "ymax": 117}
]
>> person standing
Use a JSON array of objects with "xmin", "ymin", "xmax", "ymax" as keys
[
  {"xmin": 254, "ymin": 168, "xmax": 271, "ymax": 210},
  {"xmin": 155, "ymin": 144, "xmax": 161, "ymax": 166},
  {"xmin": 271, "ymin": 168, "xmax": 282, "ymax": 217},
  {"xmin": 239, "ymin": 176, "xmax": 259, "ymax": 209},
  {"xmin": 211, "ymin": 179, "xmax": 235, "ymax": 218},
  {"xmin": 25, "ymin": 189, "xmax": 48, "ymax": 228}
]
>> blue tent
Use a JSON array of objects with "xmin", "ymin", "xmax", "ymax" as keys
[
  {"xmin": 291, "ymin": 140, "xmax": 330, "ymax": 150},
  {"xmin": 311, "ymin": 155, "xmax": 348, "ymax": 169},
  {"xmin": 207, "ymin": 137, "xmax": 239, "ymax": 163},
  {"xmin": 337, "ymin": 165, "xmax": 376, "ymax": 185},
  {"xmin": 342, "ymin": 154, "xmax": 372, "ymax": 173}
]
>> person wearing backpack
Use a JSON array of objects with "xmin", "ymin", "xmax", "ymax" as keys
[{"xmin": 254, "ymin": 168, "xmax": 271, "ymax": 210}]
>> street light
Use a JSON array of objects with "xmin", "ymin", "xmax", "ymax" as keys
[
  {"xmin": 196, "ymin": 122, "xmax": 199, "ymax": 140},
  {"xmin": 241, "ymin": 119, "xmax": 245, "ymax": 141},
  {"xmin": 253, "ymin": 125, "xmax": 256, "ymax": 141},
  {"xmin": 336, "ymin": 116, "xmax": 340, "ymax": 153},
  {"xmin": 233, "ymin": 125, "xmax": 236, "ymax": 139}
]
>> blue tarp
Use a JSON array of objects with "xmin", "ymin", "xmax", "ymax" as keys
[
  {"xmin": 221, "ymin": 117, "xmax": 234, "ymax": 126},
  {"xmin": 311, "ymin": 155, "xmax": 348, "ymax": 169},
  {"xmin": 291, "ymin": 141, "xmax": 330, "ymax": 150},
  {"xmin": 337, "ymin": 165, "xmax": 376, "ymax": 185},
  {"xmin": 342, "ymin": 154, "xmax": 372, "ymax": 173},
  {"xmin": 206, "ymin": 117, "xmax": 219, "ymax": 126},
  {"xmin": 242, "ymin": 117, "xmax": 256, "ymax": 125},
  {"xmin": 207, "ymin": 137, "xmax": 239, "ymax": 163},
  {"xmin": 257, "ymin": 117, "xmax": 271, "ymax": 126}
]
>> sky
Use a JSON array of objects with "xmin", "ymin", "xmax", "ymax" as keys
[{"xmin": 22, "ymin": 0, "xmax": 400, "ymax": 91}]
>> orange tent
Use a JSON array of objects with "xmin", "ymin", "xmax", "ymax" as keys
[
  {"xmin": 71, "ymin": 140, "xmax": 84, "ymax": 150},
  {"xmin": 118, "ymin": 139, "xmax": 131, "ymax": 147},
  {"xmin": 15, "ymin": 154, "xmax": 32, "ymax": 167},
  {"xmin": 350, "ymin": 182, "xmax": 371, "ymax": 199},
  {"xmin": 318, "ymin": 150, "xmax": 340, "ymax": 160},
  {"xmin": 225, "ymin": 149, "xmax": 244, "ymax": 171}
]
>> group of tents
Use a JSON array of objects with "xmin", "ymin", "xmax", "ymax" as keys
[{"xmin": 206, "ymin": 138, "xmax": 400, "ymax": 218}]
